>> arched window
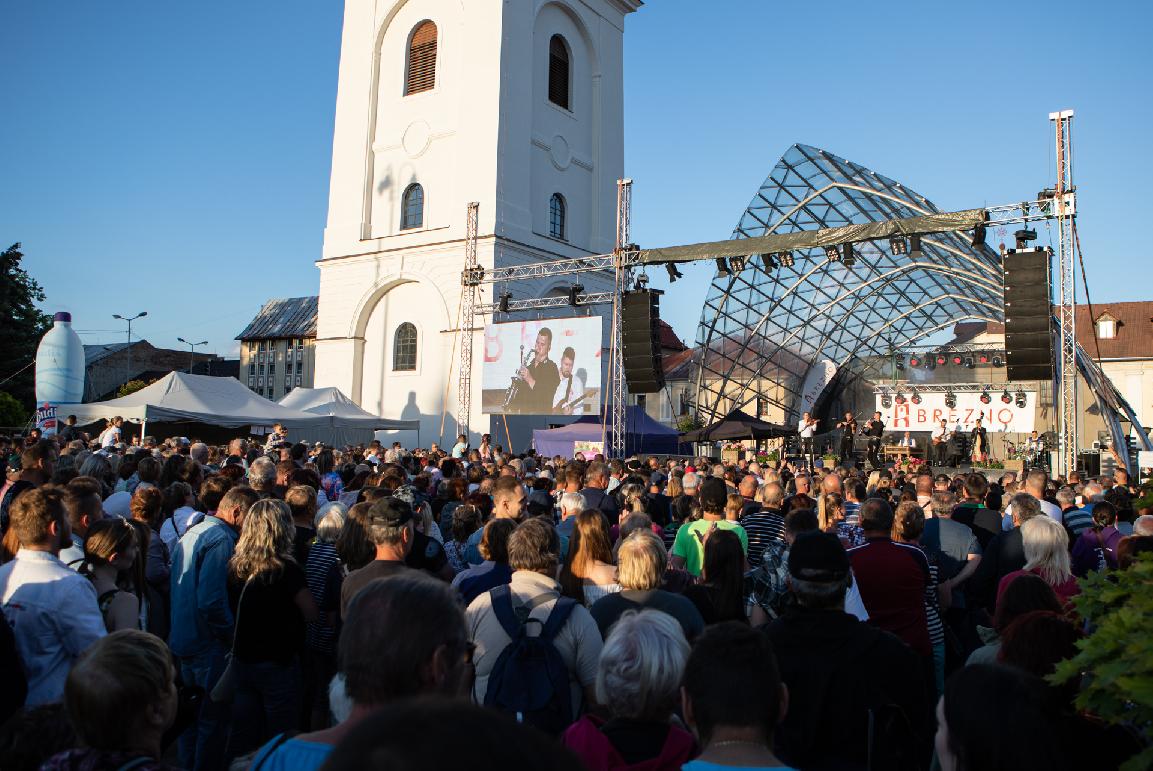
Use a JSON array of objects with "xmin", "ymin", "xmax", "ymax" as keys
[
  {"xmin": 393, "ymin": 323, "xmax": 417, "ymax": 371},
  {"xmin": 548, "ymin": 35, "xmax": 570, "ymax": 109},
  {"xmin": 401, "ymin": 183, "xmax": 424, "ymax": 230},
  {"xmin": 549, "ymin": 193, "xmax": 566, "ymax": 240},
  {"xmin": 405, "ymin": 21, "xmax": 438, "ymax": 95}
]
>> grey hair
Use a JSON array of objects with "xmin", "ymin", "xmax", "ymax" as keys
[
  {"xmin": 1133, "ymin": 515, "xmax": 1153, "ymax": 537},
  {"xmin": 248, "ymin": 457, "xmax": 277, "ymax": 489},
  {"xmin": 189, "ymin": 442, "xmax": 209, "ymax": 464},
  {"xmin": 790, "ymin": 574, "xmax": 850, "ymax": 610},
  {"xmin": 595, "ymin": 610, "xmax": 689, "ymax": 720},
  {"xmin": 559, "ymin": 491, "xmax": 587, "ymax": 514},
  {"xmin": 1055, "ymin": 486, "xmax": 1076, "ymax": 507},
  {"xmin": 930, "ymin": 491, "xmax": 956, "ymax": 518},
  {"xmin": 1021, "ymin": 515, "xmax": 1072, "ymax": 586},
  {"xmin": 1009, "ymin": 492, "xmax": 1042, "ymax": 523},
  {"xmin": 1081, "ymin": 482, "xmax": 1105, "ymax": 503},
  {"xmin": 315, "ymin": 501, "xmax": 348, "ymax": 543}
]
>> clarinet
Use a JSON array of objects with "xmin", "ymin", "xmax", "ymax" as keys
[{"xmin": 501, "ymin": 345, "xmax": 532, "ymax": 411}]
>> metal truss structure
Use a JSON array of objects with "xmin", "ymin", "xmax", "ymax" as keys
[
  {"xmin": 1051, "ymin": 110, "xmax": 1078, "ymax": 477},
  {"xmin": 692, "ymin": 144, "xmax": 1011, "ymax": 425},
  {"xmin": 456, "ymin": 202, "xmax": 480, "ymax": 437}
]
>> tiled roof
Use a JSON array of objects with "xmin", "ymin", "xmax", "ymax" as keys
[
  {"xmin": 662, "ymin": 348, "xmax": 696, "ymax": 380},
  {"xmin": 656, "ymin": 320, "xmax": 688, "ymax": 352},
  {"xmin": 1076, "ymin": 301, "xmax": 1153, "ymax": 359},
  {"xmin": 235, "ymin": 296, "xmax": 318, "ymax": 341}
]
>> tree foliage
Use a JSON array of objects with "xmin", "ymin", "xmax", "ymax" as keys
[
  {"xmin": 116, "ymin": 379, "xmax": 153, "ymax": 398},
  {"xmin": 0, "ymin": 243, "xmax": 52, "ymax": 410},
  {"xmin": 0, "ymin": 390, "xmax": 28, "ymax": 428},
  {"xmin": 1052, "ymin": 554, "xmax": 1153, "ymax": 770}
]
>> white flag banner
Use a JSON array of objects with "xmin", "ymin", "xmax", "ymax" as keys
[{"xmin": 875, "ymin": 391, "xmax": 1036, "ymax": 433}]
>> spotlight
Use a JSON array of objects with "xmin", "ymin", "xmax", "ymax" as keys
[
  {"xmin": 895, "ymin": 392, "xmax": 906, "ymax": 406},
  {"xmin": 945, "ymin": 391, "xmax": 957, "ymax": 409},
  {"xmin": 992, "ymin": 354, "xmax": 1004, "ymax": 368},
  {"xmin": 895, "ymin": 356, "xmax": 905, "ymax": 371},
  {"xmin": 963, "ymin": 356, "xmax": 975, "ymax": 369},
  {"xmin": 568, "ymin": 283, "xmax": 584, "ymax": 306},
  {"xmin": 971, "ymin": 224, "xmax": 987, "ymax": 248},
  {"xmin": 909, "ymin": 235, "xmax": 923, "ymax": 257},
  {"xmin": 936, "ymin": 353, "xmax": 948, "ymax": 366},
  {"xmin": 715, "ymin": 257, "xmax": 730, "ymax": 276},
  {"xmin": 1015, "ymin": 390, "xmax": 1027, "ymax": 408},
  {"xmin": 760, "ymin": 253, "xmax": 778, "ymax": 271},
  {"xmin": 890, "ymin": 235, "xmax": 908, "ymax": 256},
  {"xmin": 843, "ymin": 243, "xmax": 857, "ymax": 267},
  {"xmin": 498, "ymin": 292, "xmax": 512, "ymax": 313},
  {"xmin": 908, "ymin": 354, "xmax": 922, "ymax": 368},
  {"xmin": 881, "ymin": 392, "xmax": 892, "ymax": 409},
  {"xmin": 634, "ymin": 273, "xmax": 649, "ymax": 290},
  {"xmin": 778, "ymin": 252, "xmax": 795, "ymax": 268},
  {"xmin": 729, "ymin": 255, "xmax": 747, "ymax": 273},
  {"xmin": 926, "ymin": 356, "xmax": 936, "ymax": 371},
  {"xmin": 980, "ymin": 389, "xmax": 992, "ymax": 405},
  {"xmin": 911, "ymin": 390, "xmax": 922, "ymax": 405},
  {"xmin": 665, "ymin": 262, "xmax": 684, "ymax": 282},
  {"xmin": 824, "ymin": 245, "xmax": 841, "ymax": 261},
  {"xmin": 951, "ymin": 353, "xmax": 963, "ymax": 366},
  {"xmin": 1014, "ymin": 229, "xmax": 1038, "ymax": 249},
  {"xmin": 1001, "ymin": 390, "xmax": 1012, "ymax": 404}
]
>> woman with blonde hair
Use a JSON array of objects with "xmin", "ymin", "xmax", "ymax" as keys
[
  {"xmin": 996, "ymin": 514, "xmax": 1080, "ymax": 608},
  {"xmin": 820, "ymin": 492, "xmax": 863, "ymax": 548},
  {"xmin": 226, "ymin": 499, "xmax": 319, "ymax": 759},
  {"xmin": 559, "ymin": 509, "xmax": 620, "ymax": 606},
  {"xmin": 81, "ymin": 518, "xmax": 142, "ymax": 632}
]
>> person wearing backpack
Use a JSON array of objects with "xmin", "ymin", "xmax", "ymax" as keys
[{"xmin": 466, "ymin": 517, "xmax": 603, "ymax": 735}]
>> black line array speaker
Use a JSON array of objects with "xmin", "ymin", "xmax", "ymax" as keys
[
  {"xmin": 1003, "ymin": 248, "xmax": 1054, "ymax": 381},
  {"xmin": 622, "ymin": 290, "xmax": 665, "ymax": 394}
]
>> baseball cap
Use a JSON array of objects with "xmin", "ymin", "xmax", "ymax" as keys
[
  {"xmin": 788, "ymin": 531, "xmax": 850, "ymax": 582},
  {"xmin": 368, "ymin": 497, "xmax": 413, "ymax": 527}
]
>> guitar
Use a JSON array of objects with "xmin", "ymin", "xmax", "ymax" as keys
[{"xmin": 554, "ymin": 388, "xmax": 597, "ymax": 415}]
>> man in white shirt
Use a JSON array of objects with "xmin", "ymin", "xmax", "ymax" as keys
[
  {"xmin": 898, "ymin": 431, "xmax": 917, "ymax": 449},
  {"xmin": 798, "ymin": 412, "xmax": 817, "ymax": 470},
  {"xmin": 98, "ymin": 416, "xmax": 123, "ymax": 448},
  {"xmin": 0, "ymin": 488, "xmax": 106, "ymax": 706},
  {"xmin": 1003, "ymin": 469, "xmax": 1064, "ymax": 529},
  {"xmin": 552, "ymin": 347, "xmax": 587, "ymax": 416}
]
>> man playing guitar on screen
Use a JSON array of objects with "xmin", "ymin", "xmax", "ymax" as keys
[{"xmin": 552, "ymin": 347, "xmax": 589, "ymax": 416}]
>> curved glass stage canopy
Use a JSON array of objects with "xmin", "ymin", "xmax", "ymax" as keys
[{"xmin": 692, "ymin": 144, "xmax": 1005, "ymax": 424}]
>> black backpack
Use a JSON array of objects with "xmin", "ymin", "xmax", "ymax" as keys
[{"xmin": 483, "ymin": 584, "xmax": 578, "ymax": 735}]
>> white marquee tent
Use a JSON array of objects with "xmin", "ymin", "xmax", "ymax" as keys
[{"xmin": 278, "ymin": 387, "xmax": 418, "ymax": 446}]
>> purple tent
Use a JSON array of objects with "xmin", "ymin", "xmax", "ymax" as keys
[{"xmin": 532, "ymin": 406, "xmax": 684, "ymax": 458}]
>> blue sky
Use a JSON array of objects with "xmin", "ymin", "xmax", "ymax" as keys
[{"xmin": 2, "ymin": 0, "xmax": 1150, "ymax": 361}]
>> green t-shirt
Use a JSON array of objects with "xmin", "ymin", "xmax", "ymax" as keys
[{"xmin": 671, "ymin": 519, "xmax": 748, "ymax": 577}]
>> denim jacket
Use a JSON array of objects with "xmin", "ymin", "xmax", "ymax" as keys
[{"xmin": 169, "ymin": 516, "xmax": 238, "ymax": 658}]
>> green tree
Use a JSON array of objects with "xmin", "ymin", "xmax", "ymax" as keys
[
  {"xmin": 0, "ymin": 243, "xmax": 51, "ymax": 410},
  {"xmin": 117, "ymin": 379, "xmax": 152, "ymax": 398},
  {"xmin": 0, "ymin": 390, "xmax": 29, "ymax": 428}
]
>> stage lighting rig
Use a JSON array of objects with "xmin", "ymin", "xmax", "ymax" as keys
[
  {"xmin": 951, "ymin": 353, "xmax": 964, "ymax": 366},
  {"xmin": 759, "ymin": 253, "xmax": 778, "ymax": 271},
  {"xmin": 909, "ymin": 354, "xmax": 922, "ymax": 368},
  {"xmin": 715, "ymin": 258, "xmax": 730, "ymax": 276},
  {"xmin": 992, "ymin": 354, "xmax": 1004, "ymax": 368},
  {"xmin": 1015, "ymin": 390, "xmax": 1027, "ymax": 408},
  {"xmin": 498, "ymin": 292, "xmax": 512, "ymax": 313},
  {"xmin": 911, "ymin": 390, "xmax": 922, "ymax": 405},
  {"xmin": 980, "ymin": 389, "xmax": 992, "ymax": 405},
  {"xmin": 568, "ymin": 284, "xmax": 584, "ymax": 306},
  {"xmin": 842, "ymin": 243, "xmax": 856, "ymax": 267},
  {"xmin": 971, "ymin": 224, "xmax": 987, "ymax": 247},
  {"xmin": 895, "ymin": 356, "xmax": 905, "ymax": 371},
  {"xmin": 1014, "ymin": 229, "xmax": 1038, "ymax": 249},
  {"xmin": 881, "ymin": 392, "xmax": 893, "ymax": 409},
  {"xmin": 1001, "ymin": 389, "xmax": 1013, "ymax": 404},
  {"xmin": 936, "ymin": 353, "xmax": 948, "ymax": 366},
  {"xmin": 909, "ymin": 235, "xmax": 923, "ymax": 257},
  {"xmin": 945, "ymin": 391, "xmax": 957, "ymax": 409},
  {"xmin": 895, "ymin": 391, "xmax": 906, "ymax": 406},
  {"xmin": 664, "ymin": 263, "xmax": 684, "ymax": 282},
  {"xmin": 778, "ymin": 252, "xmax": 795, "ymax": 268},
  {"xmin": 824, "ymin": 245, "xmax": 841, "ymax": 261},
  {"xmin": 964, "ymin": 356, "xmax": 975, "ymax": 368},
  {"xmin": 729, "ymin": 255, "xmax": 747, "ymax": 273},
  {"xmin": 890, "ymin": 235, "xmax": 907, "ymax": 256}
]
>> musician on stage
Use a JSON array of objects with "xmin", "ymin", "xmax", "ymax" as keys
[
  {"xmin": 552, "ymin": 346, "xmax": 587, "ymax": 416},
  {"xmin": 514, "ymin": 327, "xmax": 560, "ymax": 413},
  {"xmin": 1026, "ymin": 429, "xmax": 1046, "ymax": 469},
  {"xmin": 932, "ymin": 419, "xmax": 950, "ymax": 467},
  {"xmin": 863, "ymin": 411, "xmax": 885, "ymax": 469},
  {"xmin": 970, "ymin": 418, "xmax": 988, "ymax": 464},
  {"xmin": 797, "ymin": 412, "xmax": 818, "ymax": 469},
  {"xmin": 835, "ymin": 411, "xmax": 857, "ymax": 465}
]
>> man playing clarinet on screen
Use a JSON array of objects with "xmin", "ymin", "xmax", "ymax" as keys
[{"xmin": 515, "ymin": 327, "xmax": 560, "ymax": 414}]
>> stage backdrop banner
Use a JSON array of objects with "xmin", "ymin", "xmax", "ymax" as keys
[
  {"xmin": 875, "ymin": 391, "xmax": 1036, "ymax": 433},
  {"xmin": 482, "ymin": 317, "xmax": 602, "ymax": 415}
]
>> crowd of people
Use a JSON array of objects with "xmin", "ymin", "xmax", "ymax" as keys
[{"xmin": 0, "ymin": 422, "xmax": 1150, "ymax": 770}]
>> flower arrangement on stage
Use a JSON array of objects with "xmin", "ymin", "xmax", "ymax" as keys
[
  {"xmin": 756, "ymin": 450, "xmax": 779, "ymax": 464},
  {"xmin": 896, "ymin": 456, "xmax": 926, "ymax": 473},
  {"xmin": 972, "ymin": 459, "xmax": 1005, "ymax": 470}
]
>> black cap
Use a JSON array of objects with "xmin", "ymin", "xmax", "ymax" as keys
[
  {"xmin": 368, "ymin": 497, "xmax": 413, "ymax": 527},
  {"xmin": 788, "ymin": 531, "xmax": 850, "ymax": 582}
]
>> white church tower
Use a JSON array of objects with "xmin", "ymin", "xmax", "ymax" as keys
[{"xmin": 314, "ymin": 0, "xmax": 642, "ymax": 447}]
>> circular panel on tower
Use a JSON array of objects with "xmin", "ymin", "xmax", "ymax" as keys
[
  {"xmin": 402, "ymin": 120, "xmax": 433, "ymax": 158},
  {"xmin": 549, "ymin": 134, "xmax": 571, "ymax": 171}
]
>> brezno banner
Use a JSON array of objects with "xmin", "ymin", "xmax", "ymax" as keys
[{"xmin": 875, "ymin": 391, "xmax": 1035, "ymax": 433}]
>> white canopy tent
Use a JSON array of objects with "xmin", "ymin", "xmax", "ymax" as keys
[
  {"xmin": 56, "ymin": 372, "xmax": 330, "ymax": 438},
  {"xmin": 278, "ymin": 387, "xmax": 419, "ymax": 446}
]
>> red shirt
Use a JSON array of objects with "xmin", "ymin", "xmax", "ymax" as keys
[
  {"xmin": 996, "ymin": 568, "xmax": 1080, "ymax": 609},
  {"xmin": 848, "ymin": 537, "xmax": 931, "ymax": 656}
]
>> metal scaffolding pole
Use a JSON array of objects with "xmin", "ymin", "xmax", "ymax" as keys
[
  {"xmin": 608, "ymin": 179, "xmax": 632, "ymax": 458},
  {"xmin": 1051, "ymin": 110, "xmax": 1078, "ymax": 477},
  {"xmin": 457, "ymin": 202, "xmax": 480, "ymax": 438}
]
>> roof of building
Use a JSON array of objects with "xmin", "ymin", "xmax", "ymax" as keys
[
  {"xmin": 947, "ymin": 301, "xmax": 1153, "ymax": 359},
  {"xmin": 83, "ymin": 341, "xmax": 148, "ymax": 366},
  {"xmin": 662, "ymin": 348, "xmax": 695, "ymax": 380},
  {"xmin": 656, "ymin": 320, "xmax": 688, "ymax": 352},
  {"xmin": 235, "ymin": 296, "xmax": 319, "ymax": 341}
]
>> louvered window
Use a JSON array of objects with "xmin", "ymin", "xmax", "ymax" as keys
[
  {"xmin": 406, "ymin": 21, "xmax": 437, "ymax": 95},
  {"xmin": 393, "ymin": 322, "xmax": 418, "ymax": 371},
  {"xmin": 548, "ymin": 35, "xmax": 570, "ymax": 109},
  {"xmin": 549, "ymin": 193, "xmax": 566, "ymax": 240},
  {"xmin": 401, "ymin": 183, "xmax": 424, "ymax": 230}
]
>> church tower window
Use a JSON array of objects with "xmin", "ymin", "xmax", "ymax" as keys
[
  {"xmin": 548, "ymin": 35, "xmax": 571, "ymax": 109},
  {"xmin": 393, "ymin": 323, "xmax": 418, "ymax": 371},
  {"xmin": 405, "ymin": 21, "xmax": 438, "ymax": 95},
  {"xmin": 549, "ymin": 193, "xmax": 566, "ymax": 240},
  {"xmin": 401, "ymin": 183, "xmax": 424, "ymax": 230}
]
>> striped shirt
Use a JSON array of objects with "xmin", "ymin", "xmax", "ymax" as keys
[
  {"xmin": 739, "ymin": 509, "xmax": 787, "ymax": 568},
  {"xmin": 303, "ymin": 541, "xmax": 341, "ymax": 654}
]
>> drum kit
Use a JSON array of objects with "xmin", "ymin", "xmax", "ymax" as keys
[{"xmin": 1002, "ymin": 432, "xmax": 1052, "ymax": 469}]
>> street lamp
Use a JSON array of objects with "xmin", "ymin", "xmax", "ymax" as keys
[
  {"xmin": 112, "ymin": 312, "xmax": 148, "ymax": 388},
  {"xmin": 177, "ymin": 337, "xmax": 209, "ymax": 373}
]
